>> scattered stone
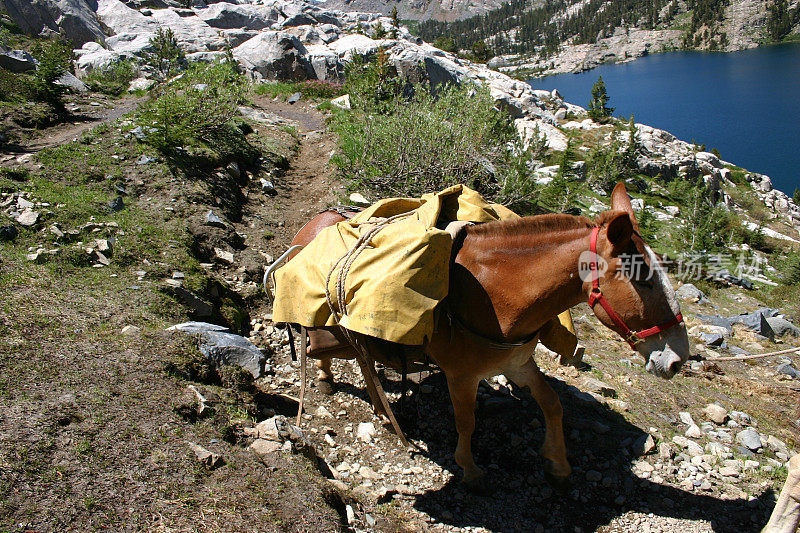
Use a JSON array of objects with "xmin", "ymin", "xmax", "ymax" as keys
[
  {"xmin": 736, "ymin": 429, "xmax": 763, "ymax": 452},
  {"xmin": 766, "ymin": 435, "xmax": 790, "ymax": 457},
  {"xmin": 767, "ymin": 317, "xmax": 800, "ymax": 338},
  {"xmin": 349, "ymin": 193, "xmax": 370, "ymax": 207},
  {"xmin": 581, "ymin": 377, "xmax": 616, "ymax": 398},
  {"xmin": 357, "ymin": 422, "xmax": 376, "ymax": 443},
  {"xmin": 17, "ymin": 197, "xmax": 33, "ymax": 209},
  {"xmin": 632, "ymin": 434, "xmax": 657, "ymax": 456},
  {"xmin": 633, "ymin": 460, "xmax": 654, "ymax": 473},
  {"xmin": 137, "ymin": 155, "xmax": 156, "ymax": 165},
  {"xmin": 287, "ymin": 92, "xmax": 302, "ymax": 104},
  {"xmin": 200, "ymin": 331, "xmax": 266, "ymax": 378},
  {"xmin": 171, "ymin": 287, "xmax": 213, "ymax": 317},
  {"xmin": 314, "ymin": 405, "xmax": 334, "ymax": 418},
  {"xmin": 214, "ymin": 247, "xmax": 235, "ymax": 264},
  {"xmin": 121, "ymin": 325, "xmax": 141, "ymax": 335},
  {"xmin": 259, "ymin": 178, "xmax": 277, "ymax": 196},
  {"xmin": 729, "ymin": 309, "xmax": 777, "ymax": 340},
  {"xmin": 586, "ymin": 470, "xmax": 602, "ymax": 482},
  {"xmin": 128, "ymin": 77, "xmax": 155, "ymax": 92},
  {"xmin": 16, "ymin": 209, "xmax": 40, "ymax": 226},
  {"xmin": 686, "ymin": 424, "xmax": 703, "ymax": 438},
  {"xmin": 187, "ymin": 442, "xmax": 224, "ymax": 469},
  {"xmin": 359, "ymin": 466, "xmax": 380, "ymax": 479},
  {"xmin": 204, "ymin": 210, "xmax": 227, "ymax": 229},
  {"xmin": 658, "ymin": 442, "xmax": 673, "ymax": 460},
  {"xmin": 0, "ymin": 48, "xmax": 37, "ymax": 73},
  {"xmin": 169, "ymin": 322, "xmax": 266, "ymax": 378},
  {"xmin": 250, "ymin": 439, "xmax": 282, "ymax": 455},
  {"xmin": 704, "ymin": 403, "xmax": 729, "ymax": 425},
  {"xmin": 699, "ymin": 332, "xmax": 725, "ymax": 347},
  {"xmin": 331, "ymin": 94, "xmax": 351, "ymax": 109},
  {"xmin": 676, "ymin": 283, "xmax": 705, "ymax": 301},
  {"xmin": 678, "ymin": 411, "xmax": 696, "ymax": 427},
  {"xmin": 107, "ymin": 197, "xmax": 124, "ymax": 212}
]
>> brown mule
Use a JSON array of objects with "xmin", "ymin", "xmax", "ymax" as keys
[{"xmin": 283, "ymin": 183, "xmax": 690, "ymax": 490}]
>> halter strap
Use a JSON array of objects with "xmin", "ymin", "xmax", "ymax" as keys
[{"xmin": 587, "ymin": 227, "xmax": 683, "ymax": 349}]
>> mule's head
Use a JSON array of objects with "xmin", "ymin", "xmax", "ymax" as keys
[{"xmin": 583, "ymin": 183, "xmax": 690, "ymax": 379}]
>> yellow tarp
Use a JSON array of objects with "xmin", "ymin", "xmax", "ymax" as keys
[{"xmin": 272, "ymin": 185, "xmax": 576, "ymax": 355}]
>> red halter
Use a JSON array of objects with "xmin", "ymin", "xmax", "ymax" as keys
[{"xmin": 587, "ymin": 227, "xmax": 683, "ymax": 349}]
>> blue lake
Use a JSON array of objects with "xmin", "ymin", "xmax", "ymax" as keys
[{"xmin": 527, "ymin": 43, "xmax": 800, "ymax": 195}]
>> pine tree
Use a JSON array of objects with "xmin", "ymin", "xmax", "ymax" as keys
[{"xmin": 588, "ymin": 76, "xmax": 614, "ymax": 123}]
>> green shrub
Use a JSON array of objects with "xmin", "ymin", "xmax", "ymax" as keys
[
  {"xmin": 84, "ymin": 60, "xmax": 139, "ymax": 96},
  {"xmin": 781, "ymin": 253, "xmax": 800, "ymax": 285},
  {"xmin": 432, "ymin": 37, "xmax": 457, "ymax": 53},
  {"xmin": 146, "ymin": 27, "xmax": 185, "ymax": 79},
  {"xmin": 343, "ymin": 50, "xmax": 404, "ymax": 114},
  {"xmin": 332, "ymin": 81, "xmax": 532, "ymax": 201},
  {"xmin": 331, "ymin": 54, "xmax": 550, "ymax": 209},
  {"xmin": 29, "ymin": 40, "xmax": 72, "ymax": 109},
  {"xmin": 134, "ymin": 61, "xmax": 248, "ymax": 154}
]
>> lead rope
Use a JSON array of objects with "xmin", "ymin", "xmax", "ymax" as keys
[{"xmin": 297, "ymin": 212, "xmax": 414, "ymax": 448}]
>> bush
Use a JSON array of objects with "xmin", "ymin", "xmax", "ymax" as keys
[
  {"xmin": 30, "ymin": 40, "xmax": 72, "ymax": 108},
  {"xmin": 134, "ymin": 61, "xmax": 248, "ymax": 154},
  {"xmin": 343, "ymin": 50, "xmax": 404, "ymax": 114},
  {"xmin": 146, "ymin": 27, "xmax": 185, "ymax": 79},
  {"xmin": 781, "ymin": 253, "xmax": 800, "ymax": 285},
  {"xmin": 332, "ymin": 54, "xmax": 548, "ymax": 209},
  {"xmin": 84, "ymin": 61, "xmax": 139, "ymax": 96},
  {"xmin": 586, "ymin": 122, "xmax": 639, "ymax": 193}
]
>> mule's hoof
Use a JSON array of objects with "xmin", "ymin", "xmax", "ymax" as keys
[
  {"xmin": 316, "ymin": 379, "xmax": 335, "ymax": 395},
  {"xmin": 543, "ymin": 468, "xmax": 571, "ymax": 493},
  {"xmin": 462, "ymin": 470, "xmax": 490, "ymax": 495}
]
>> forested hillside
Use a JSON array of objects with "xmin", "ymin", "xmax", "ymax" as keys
[{"xmin": 413, "ymin": 0, "xmax": 800, "ymax": 64}]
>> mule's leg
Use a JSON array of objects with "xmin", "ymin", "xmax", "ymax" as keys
[
  {"xmin": 504, "ymin": 360, "xmax": 571, "ymax": 486},
  {"xmin": 446, "ymin": 374, "xmax": 484, "ymax": 490},
  {"xmin": 315, "ymin": 358, "xmax": 335, "ymax": 395}
]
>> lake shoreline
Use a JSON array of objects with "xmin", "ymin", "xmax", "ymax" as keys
[{"xmin": 526, "ymin": 43, "xmax": 800, "ymax": 196}]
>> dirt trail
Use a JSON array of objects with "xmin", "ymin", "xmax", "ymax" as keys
[
  {"xmin": 249, "ymin": 95, "xmax": 344, "ymax": 253},
  {"xmin": 1, "ymin": 96, "xmax": 142, "ymax": 159}
]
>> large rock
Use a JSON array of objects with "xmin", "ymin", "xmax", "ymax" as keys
[
  {"xmin": 0, "ymin": 47, "xmax": 37, "ymax": 73},
  {"xmin": 766, "ymin": 317, "xmax": 800, "ymax": 338},
  {"xmin": 0, "ymin": 0, "xmax": 106, "ymax": 46},
  {"xmin": 233, "ymin": 31, "xmax": 310, "ymax": 80},
  {"xmin": 96, "ymin": 0, "xmax": 157, "ymax": 35},
  {"xmin": 675, "ymin": 283, "xmax": 705, "ymax": 302},
  {"xmin": 75, "ymin": 41, "xmax": 122, "ymax": 74},
  {"xmin": 149, "ymin": 8, "xmax": 225, "ymax": 52},
  {"xmin": 736, "ymin": 428, "xmax": 763, "ymax": 452},
  {"xmin": 168, "ymin": 322, "xmax": 267, "ymax": 378},
  {"xmin": 729, "ymin": 308, "xmax": 778, "ymax": 339},
  {"xmin": 195, "ymin": 2, "xmax": 277, "ymax": 30}
]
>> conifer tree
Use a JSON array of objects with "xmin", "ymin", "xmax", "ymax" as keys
[{"xmin": 588, "ymin": 76, "xmax": 614, "ymax": 123}]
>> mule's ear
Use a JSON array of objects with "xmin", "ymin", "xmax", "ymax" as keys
[
  {"xmin": 607, "ymin": 212, "xmax": 633, "ymax": 250},
  {"xmin": 611, "ymin": 182, "xmax": 640, "ymax": 232}
]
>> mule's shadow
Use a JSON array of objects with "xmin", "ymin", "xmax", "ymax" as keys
[{"xmin": 359, "ymin": 369, "xmax": 773, "ymax": 533}]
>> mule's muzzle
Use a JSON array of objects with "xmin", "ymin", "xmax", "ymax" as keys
[{"xmin": 645, "ymin": 349, "xmax": 685, "ymax": 379}]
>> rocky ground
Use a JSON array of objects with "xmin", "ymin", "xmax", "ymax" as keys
[
  {"xmin": 2, "ymin": 1, "xmax": 800, "ymax": 531},
  {"xmin": 2, "ymin": 81, "xmax": 799, "ymax": 532},
  {"xmin": 241, "ymin": 288, "xmax": 798, "ymax": 533}
]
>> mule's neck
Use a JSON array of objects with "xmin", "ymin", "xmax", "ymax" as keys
[{"xmin": 451, "ymin": 224, "xmax": 592, "ymax": 341}]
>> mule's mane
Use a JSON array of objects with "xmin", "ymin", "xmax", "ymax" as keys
[{"xmin": 469, "ymin": 211, "xmax": 621, "ymax": 238}]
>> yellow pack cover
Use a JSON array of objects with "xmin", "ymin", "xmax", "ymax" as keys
[{"xmin": 272, "ymin": 184, "xmax": 576, "ymax": 355}]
